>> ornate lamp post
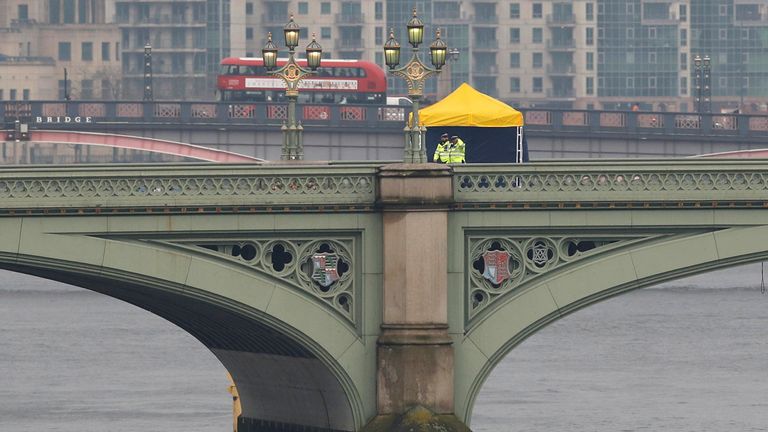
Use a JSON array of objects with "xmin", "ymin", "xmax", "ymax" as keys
[
  {"xmin": 262, "ymin": 15, "xmax": 322, "ymax": 161},
  {"xmin": 693, "ymin": 54, "xmax": 711, "ymax": 114},
  {"xmin": 702, "ymin": 55, "xmax": 711, "ymax": 114},
  {"xmin": 143, "ymin": 43, "xmax": 153, "ymax": 101},
  {"xmin": 693, "ymin": 55, "xmax": 702, "ymax": 113},
  {"xmin": 383, "ymin": 9, "xmax": 448, "ymax": 163}
]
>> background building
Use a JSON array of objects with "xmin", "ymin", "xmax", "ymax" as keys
[
  {"xmin": 0, "ymin": 0, "xmax": 120, "ymax": 100},
  {"xmin": 1, "ymin": 0, "xmax": 767, "ymax": 110}
]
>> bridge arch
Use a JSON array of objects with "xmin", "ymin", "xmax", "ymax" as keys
[
  {"xmin": 0, "ymin": 216, "xmax": 368, "ymax": 431},
  {"xmin": 26, "ymin": 130, "xmax": 264, "ymax": 163},
  {"xmin": 458, "ymin": 225, "xmax": 768, "ymax": 423}
]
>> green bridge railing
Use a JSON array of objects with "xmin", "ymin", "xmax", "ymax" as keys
[
  {"xmin": 453, "ymin": 160, "xmax": 768, "ymax": 206},
  {"xmin": 2, "ymin": 160, "xmax": 768, "ymax": 214}
]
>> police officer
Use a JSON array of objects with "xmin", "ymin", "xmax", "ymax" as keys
[
  {"xmin": 433, "ymin": 133, "xmax": 450, "ymax": 163},
  {"xmin": 446, "ymin": 135, "xmax": 466, "ymax": 163}
]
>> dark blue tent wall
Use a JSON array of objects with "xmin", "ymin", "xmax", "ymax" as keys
[{"xmin": 425, "ymin": 127, "xmax": 529, "ymax": 163}]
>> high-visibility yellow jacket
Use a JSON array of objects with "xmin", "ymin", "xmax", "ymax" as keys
[{"xmin": 434, "ymin": 138, "xmax": 466, "ymax": 163}]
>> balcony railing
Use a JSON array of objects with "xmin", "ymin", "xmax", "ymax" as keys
[
  {"xmin": 338, "ymin": 38, "xmax": 365, "ymax": 49},
  {"xmin": 546, "ymin": 88, "xmax": 576, "ymax": 98},
  {"xmin": 546, "ymin": 14, "xmax": 575, "ymax": 25},
  {"xmin": 546, "ymin": 64, "xmax": 576, "ymax": 75},
  {"xmin": 335, "ymin": 13, "xmax": 364, "ymax": 24},
  {"xmin": 473, "ymin": 39, "xmax": 498, "ymax": 50},
  {"xmin": 546, "ymin": 39, "xmax": 576, "ymax": 50},
  {"xmin": 473, "ymin": 14, "xmax": 498, "ymax": 24}
]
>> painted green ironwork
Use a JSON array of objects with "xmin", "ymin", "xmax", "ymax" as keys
[
  {"xmin": 0, "ymin": 164, "xmax": 378, "ymax": 210},
  {"xmin": 453, "ymin": 160, "xmax": 768, "ymax": 204},
  {"xmin": 465, "ymin": 233, "xmax": 671, "ymax": 324},
  {"xmin": 174, "ymin": 236, "xmax": 359, "ymax": 325}
]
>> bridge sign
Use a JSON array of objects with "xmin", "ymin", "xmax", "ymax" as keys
[
  {"xmin": 482, "ymin": 250, "xmax": 511, "ymax": 285},
  {"xmin": 311, "ymin": 253, "xmax": 340, "ymax": 287}
]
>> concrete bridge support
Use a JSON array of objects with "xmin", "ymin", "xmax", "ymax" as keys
[{"xmin": 363, "ymin": 164, "xmax": 470, "ymax": 431}]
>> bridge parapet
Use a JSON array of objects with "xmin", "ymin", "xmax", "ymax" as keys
[
  {"xmin": 454, "ymin": 160, "xmax": 768, "ymax": 207},
  {"xmin": 0, "ymin": 164, "xmax": 378, "ymax": 214}
]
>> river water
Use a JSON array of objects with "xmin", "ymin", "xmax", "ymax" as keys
[{"xmin": 1, "ymin": 265, "xmax": 767, "ymax": 431}]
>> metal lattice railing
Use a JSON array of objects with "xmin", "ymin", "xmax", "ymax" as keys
[
  {"xmin": 453, "ymin": 160, "xmax": 768, "ymax": 204},
  {"xmin": 0, "ymin": 164, "xmax": 379, "ymax": 211}
]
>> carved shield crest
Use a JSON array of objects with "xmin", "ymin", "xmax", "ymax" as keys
[
  {"xmin": 311, "ymin": 253, "xmax": 340, "ymax": 287},
  {"xmin": 482, "ymin": 250, "xmax": 511, "ymax": 285}
]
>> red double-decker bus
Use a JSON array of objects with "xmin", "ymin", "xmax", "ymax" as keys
[{"xmin": 217, "ymin": 57, "xmax": 387, "ymax": 104}]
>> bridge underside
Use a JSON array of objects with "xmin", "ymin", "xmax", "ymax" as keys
[{"xmin": 1, "ymin": 261, "xmax": 355, "ymax": 431}]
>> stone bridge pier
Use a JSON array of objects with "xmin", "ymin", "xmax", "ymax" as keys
[{"xmin": 363, "ymin": 164, "xmax": 470, "ymax": 431}]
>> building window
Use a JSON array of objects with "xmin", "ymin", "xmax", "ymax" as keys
[
  {"xmin": 18, "ymin": 4, "xmax": 28, "ymax": 20},
  {"xmin": 510, "ymin": 28, "xmax": 520, "ymax": 43},
  {"xmin": 586, "ymin": 3, "xmax": 594, "ymax": 20},
  {"xmin": 532, "ymin": 3, "xmax": 542, "ymax": 18},
  {"xmin": 626, "ymin": 77, "xmax": 634, "ymax": 88},
  {"xmin": 648, "ymin": 52, "xmax": 656, "ymax": 64},
  {"xmin": 63, "ymin": 0, "xmax": 75, "ymax": 23},
  {"xmin": 719, "ymin": 77, "xmax": 728, "ymax": 88},
  {"xmin": 532, "ymin": 52, "xmax": 543, "ymax": 68},
  {"xmin": 648, "ymin": 27, "xmax": 656, "ymax": 38},
  {"xmin": 23, "ymin": 89, "xmax": 30, "ymax": 100},
  {"xmin": 626, "ymin": 28, "xmax": 634, "ymax": 39},
  {"xmin": 586, "ymin": 28, "xmax": 593, "ymax": 45},
  {"xmin": 101, "ymin": 42, "xmax": 110, "ymax": 61},
  {"xmin": 719, "ymin": 29, "xmax": 727, "ymax": 40},
  {"xmin": 626, "ymin": 51, "xmax": 634, "ymax": 64},
  {"xmin": 648, "ymin": 76, "xmax": 656, "ymax": 89},
  {"xmin": 510, "ymin": 77, "xmax": 520, "ymax": 92},
  {"xmin": 679, "ymin": 4, "xmax": 687, "ymax": 21},
  {"xmin": 101, "ymin": 79, "xmax": 111, "ymax": 99},
  {"xmin": 680, "ymin": 53, "xmax": 687, "ymax": 70},
  {"xmin": 626, "ymin": 3, "xmax": 634, "ymax": 14},
  {"xmin": 680, "ymin": 29, "xmax": 687, "ymax": 46},
  {"xmin": 532, "ymin": 28, "xmax": 542, "ymax": 43},
  {"xmin": 741, "ymin": 29, "xmax": 749, "ymax": 40},
  {"xmin": 375, "ymin": 27, "xmax": 383, "ymax": 45},
  {"xmin": 719, "ymin": 4, "xmax": 728, "ymax": 16},
  {"xmin": 598, "ymin": 52, "xmax": 604, "ymax": 64},
  {"xmin": 246, "ymin": 2, "xmax": 253, "ymax": 15},
  {"xmin": 321, "ymin": 3, "xmax": 331, "ymax": 15},
  {"xmin": 115, "ymin": 42, "xmax": 120, "ymax": 61},
  {"xmin": 375, "ymin": 52, "xmax": 383, "ymax": 67},
  {"xmin": 298, "ymin": 2, "xmax": 308, "ymax": 14},
  {"xmin": 58, "ymin": 42, "xmax": 71, "ymax": 61},
  {"xmin": 598, "ymin": 77, "xmax": 604, "ymax": 89},
  {"xmin": 321, "ymin": 27, "xmax": 331, "ymax": 39},
  {"xmin": 510, "ymin": 52, "xmax": 520, "ymax": 68},
  {"xmin": 533, "ymin": 77, "xmax": 543, "ymax": 92},
  {"xmin": 375, "ymin": 2, "xmax": 383, "ymax": 20},
  {"xmin": 598, "ymin": 27, "xmax": 604, "ymax": 39},
  {"xmin": 510, "ymin": 3, "xmax": 520, "ymax": 19},
  {"xmin": 10, "ymin": 89, "xmax": 17, "ymax": 100},
  {"xmin": 586, "ymin": 77, "xmax": 594, "ymax": 95},
  {"xmin": 586, "ymin": 52, "xmax": 594, "ymax": 70},
  {"xmin": 49, "ymin": 0, "xmax": 61, "ymax": 23},
  {"xmin": 246, "ymin": 27, "xmax": 253, "ymax": 40},
  {"xmin": 681, "ymin": 77, "xmax": 687, "ymax": 95},
  {"xmin": 81, "ymin": 79, "xmax": 93, "ymax": 99},
  {"xmin": 0, "ymin": 89, "xmax": 3, "ymax": 100},
  {"xmin": 598, "ymin": 3, "xmax": 604, "ymax": 14}
]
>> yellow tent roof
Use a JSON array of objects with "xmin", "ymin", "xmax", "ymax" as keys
[{"xmin": 417, "ymin": 83, "xmax": 524, "ymax": 127}]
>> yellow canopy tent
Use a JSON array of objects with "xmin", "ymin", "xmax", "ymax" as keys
[{"xmin": 416, "ymin": 83, "xmax": 527, "ymax": 163}]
